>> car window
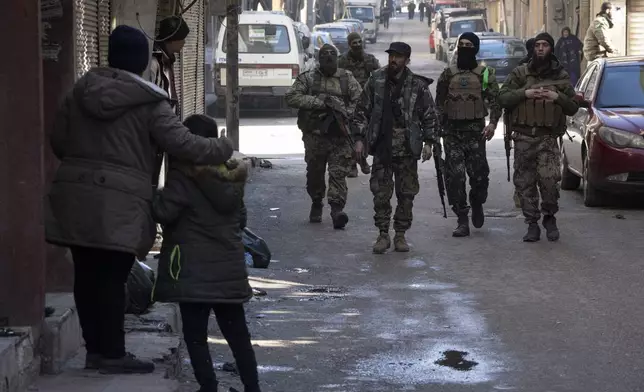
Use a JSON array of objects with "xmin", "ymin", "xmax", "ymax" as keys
[
  {"xmin": 596, "ymin": 65, "xmax": 644, "ymax": 108},
  {"xmin": 450, "ymin": 19, "xmax": 486, "ymax": 36},
  {"xmin": 346, "ymin": 7, "xmax": 375, "ymax": 22},
  {"xmin": 316, "ymin": 28, "xmax": 348, "ymax": 41},
  {"xmin": 576, "ymin": 64, "xmax": 595, "ymax": 91},
  {"xmin": 223, "ymin": 24, "xmax": 291, "ymax": 54},
  {"xmin": 477, "ymin": 40, "xmax": 526, "ymax": 58},
  {"xmin": 583, "ymin": 66, "xmax": 600, "ymax": 96}
]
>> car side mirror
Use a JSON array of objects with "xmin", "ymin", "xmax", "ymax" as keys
[{"xmin": 302, "ymin": 36, "xmax": 311, "ymax": 50}]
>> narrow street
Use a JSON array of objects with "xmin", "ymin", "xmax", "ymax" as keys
[{"xmin": 183, "ymin": 15, "xmax": 644, "ymax": 392}]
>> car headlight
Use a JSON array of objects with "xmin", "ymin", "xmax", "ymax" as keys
[{"xmin": 598, "ymin": 126, "xmax": 644, "ymax": 149}]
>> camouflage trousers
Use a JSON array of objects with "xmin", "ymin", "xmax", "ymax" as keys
[
  {"xmin": 443, "ymin": 130, "xmax": 490, "ymax": 215},
  {"xmin": 369, "ymin": 156, "xmax": 420, "ymax": 232},
  {"xmin": 513, "ymin": 133, "xmax": 561, "ymax": 223},
  {"xmin": 302, "ymin": 133, "xmax": 353, "ymax": 208}
]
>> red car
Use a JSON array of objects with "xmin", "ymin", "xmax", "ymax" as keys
[{"xmin": 561, "ymin": 56, "xmax": 644, "ymax": 206}]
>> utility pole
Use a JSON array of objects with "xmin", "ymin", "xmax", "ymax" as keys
[{"xmin": 226, "ymin": 0, "xmax": 240, "ymax": 150}]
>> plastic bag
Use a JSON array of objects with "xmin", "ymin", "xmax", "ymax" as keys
[
  {"xmin": 125, "ymin": 261, "xmax": 156, "ymax": 315},
  {"xmin": 242, "ymin": 227, "xmax": 271, "ymax": 268}
]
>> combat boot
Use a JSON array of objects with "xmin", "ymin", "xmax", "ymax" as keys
[
  {"xmin": 372, "ymin": 231, "xmax": 391, "ymax": 254},
  {"xmin": 330, "ymin": 204, "xmax": 349, "ymax": 229},
  {"xmin": 542, "ymin": 215, "xmax": 560, "ymax": 242},
  {"xmin": 393, "ymin": 232, "xmax": 410, "ymax": 252},
  {"xmin": 359, "ymin": 157, "xmax": 371, "ymax": 174},
  {"xmin": 309, "ymin": 201, "xmax": 323, "ymax": 223},
  {"xmin": 452, "ymin": 214, "xmax": 470, "ymax": 237},
  {"xmin": 348, "ymin": 165, "xmax": 358, "ymax": 178},
  {"xmin": 471, "ymin": 203, "xmax": 485, "ymax": 228},
  {"xmin": 523, "ymin": 223, "xmax": 541, "ymax": 242}
]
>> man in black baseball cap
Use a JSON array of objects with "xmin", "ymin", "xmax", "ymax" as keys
[
  {"xmin": 385, "ymin": 42, "xmax": 412, "ymax": 78},
  {"xmin": 353, "ymin": 40, "xmax": 439, "ymax": 254}
]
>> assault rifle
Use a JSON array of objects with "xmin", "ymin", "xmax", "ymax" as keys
[
  {"xmin": 324, "ymin": 98, "xmax": 356, "ymax": 153},
  {"xmin": 432, "ymin": 142, "xmax": 448, "ymax": 218},
  {"xmin": 503, "ymin": 111, "xmax": 511, "ymax": 182}
]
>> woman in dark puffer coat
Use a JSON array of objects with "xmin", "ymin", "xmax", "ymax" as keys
[{"xmin": 152, "ymin": 115, "xmax": 261, "ymax": 392}]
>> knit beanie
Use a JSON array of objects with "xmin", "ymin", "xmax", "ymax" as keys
[
  {"xmin": 347, "ymin": 32, "xmax": 362, "ymax": 44},
  {"xmin": 183, "ymin": 114, "xmax": 219, "ymax": 138},
  {"xmin": 108, "ymin": 25, "xmax": 150, "ymax": 75},
  {"xmin": 534, "ymin": 32, "xmax": 555, "ymax": 48},
  {"xmin": 525, "ymin": 37, "xmax": 536, "ymax": 53},
  {"xmin": 157, "ymin": 16, "xmax": 190, "ymax": 42}
]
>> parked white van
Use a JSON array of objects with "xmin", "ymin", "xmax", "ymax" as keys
[{"xmin": 214, "ymin": 11, "xmax": 314, "ymax": 113}]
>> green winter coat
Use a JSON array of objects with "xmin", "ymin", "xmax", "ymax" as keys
[{"xmin": 152, "ymin": 159, "xmax": 252, "ymax": 304}]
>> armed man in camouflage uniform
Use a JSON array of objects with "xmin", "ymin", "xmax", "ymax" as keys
[
  {"xmin": 286, "ymin": 44, "xmax": 362, "ymax": 229},
  {"xmin": 353, "ymin": 42, "xmax": 438, "ymax": 254},
  {"xmin": 338, "ymin": 32, "xmax": 380, "ymax": 178},
  {"xmin": 499, "ymin": 32, "xmax": 579, "ymax": 242},
  {"xmin": 435, "ymin": 32, "xmax": 501, "ymax": 237}
]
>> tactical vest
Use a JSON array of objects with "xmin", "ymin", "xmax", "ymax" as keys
[
  {"xmin": 346, "ymin": 55, "xmax": 378, "ymax": 86},
  {"xmin": 297, "ymin": 70, "xmax": 350, "ymax": 132},
  {"xmin": 445, "ymin": 66, "xmax": 487, "ymax": 120},
  {"xmin": 511, "ymin": 67, "xmax": 570, "ymax": 130}
]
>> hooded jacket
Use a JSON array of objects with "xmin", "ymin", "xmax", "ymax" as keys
[
  {"xmin": 46, "ymin": 68, "xmax": 233, "ymax": 257},
  {"xmin": 152, "ymin": 160, "xmax": 252, "ymax": 304},
  {"xmin": 583, "ymin": 13, "xmax": 615, "ymax": 61}
]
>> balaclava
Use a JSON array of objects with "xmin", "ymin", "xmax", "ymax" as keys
[
  {"xmin": 347, "ymin": 32, "xmax": 363, "ymax": 59},
  {"xmin": 456, "ymin": 32, "xmax": 480, "ymax": 70},
  {"xmin": 318, "ymin": 44, "xmax": 338, "ymax": 76}
]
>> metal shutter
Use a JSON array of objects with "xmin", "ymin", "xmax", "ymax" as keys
[
  {"xmin": 180, "ymin": 0, "xmax": 205, "ymax": 119},
  {"xmin": 74, "ymin": 0, "xmax": 100, "ymax": 79},
  {"xmin": 628, "ymin": 0, "xmax": 644, "ymax": 55},
  {"xmin": 98, "ymin": 0, "xmax": 111, "ymax": 66}
]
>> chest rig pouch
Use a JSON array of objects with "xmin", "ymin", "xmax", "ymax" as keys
[
  {"xmin": 511, "ymin": 71, "xmax": 570, "ymax": 129},
  {"xmin": 445, "ymin": 65, "xmax": 487, "ymax": 120},
  {"xmin": 297, "ymin": 70, "xmax": 349, "ymax": 133}
]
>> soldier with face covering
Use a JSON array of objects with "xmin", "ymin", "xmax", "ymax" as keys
[
  {"xmin": 285, "ymin": 44, "xmax": 362, "ymax": 229},
  {"xmin": 499, "ymin": 32, "xmax": 579, "ymax": 242},
  {"xmin": 339, "ymin": 32, "xmax": 380, "ymax": 177},
  {"xmin": 435, "ymin": 32, "xmax": 501, "ymax": 237}
]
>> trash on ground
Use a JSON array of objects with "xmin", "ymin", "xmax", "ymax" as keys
[
  {"xmin": 125, "ymin": 261, "xmax": 155, "ymax": 315},
  {"xmin": 242, "ymin": 227, "xmax": 272, "ymax": 268},
  {"xmin": 270, "ymin": 207, "xmax": 280, "ymax": 211},
  {"xmin": 614, "ymin": 214, "xmax": 626, "ymax": 220}
]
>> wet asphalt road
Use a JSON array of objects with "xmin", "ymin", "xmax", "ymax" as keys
[{"xmin": 179, "ymin": 15, "xmax": 644, "ymax": 392}]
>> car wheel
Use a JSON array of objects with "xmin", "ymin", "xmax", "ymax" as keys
[
  {"xmin": 560, "ymin": 147, "xmax": 581, "ymax": 190},
  {"xmin": 582, "ymin": 153, "xmax": 604, "ymax": 207}
]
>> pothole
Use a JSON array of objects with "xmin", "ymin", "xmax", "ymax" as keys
[{"xmin": 434, "ymin": 350, "xmax": 478, "ymax": 371}]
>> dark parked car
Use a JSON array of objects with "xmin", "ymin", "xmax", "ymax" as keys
[
  {"xmin": 312, "ymin": 23, "xmax": 351, "ymax": 54},
  {"xmin": 561, "ymin": 57, "xmax": 644, "ymax": 206},
  {"xmin": 449, "ymin": 34, "xmax": 526, "ymax": 82}
]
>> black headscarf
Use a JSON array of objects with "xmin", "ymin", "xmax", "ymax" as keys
[{"xmin": 456, "ymin": 32, "xmax": 480, "ymax": 70}]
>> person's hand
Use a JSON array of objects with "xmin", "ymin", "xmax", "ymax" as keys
[
  {"xmin": 525, "ymin": 89, "xmax": 540, "ymax": 99},
  {"xmin": 540, "ymin": 90, "xmax": 559, "ymax": 101},
  {"xmin": 422, "ymin": 144, "xmax": 433, "ymax": 162},
  {"xmin": 355, "ymin": 140, "xmax": 364, "ymax": 158},
  {"xmin": 482, "ymin": 123, "xmax": 496, "ymax": 141}
]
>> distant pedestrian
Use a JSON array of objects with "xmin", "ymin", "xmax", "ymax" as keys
[
  {"xmin": 419, "ymin": 1, "xmax": 426, "ymax": 21},
  {"xmin": 45, "ymin": 25, "xmax": 233, "ymax": 374},
  {"xmin": 408, "ymin": 1, "xmax": 416, "ymax": 19},
  {"xmin": 584, "ymin": 2, "xmax": 616, "ymax": 61},
  {"xmin": 556, "ymin": 27, "xmax": 583, "ymax": 86},
  {"xmin": 152, "ymin": 115, "xmax": 261, "ymax": 392},
  {"xmin": 382, "ymin": 4, "xmax": 392, "ymax": 28}
]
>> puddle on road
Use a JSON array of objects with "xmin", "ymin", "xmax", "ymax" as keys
[{"xmin": 435, "ymin": 350, "xmax": 478, "ymax": 371}]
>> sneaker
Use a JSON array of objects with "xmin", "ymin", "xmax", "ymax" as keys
[{"xmin": 99, "ymin": 352, "xmax": 155, "ymax": 374}]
